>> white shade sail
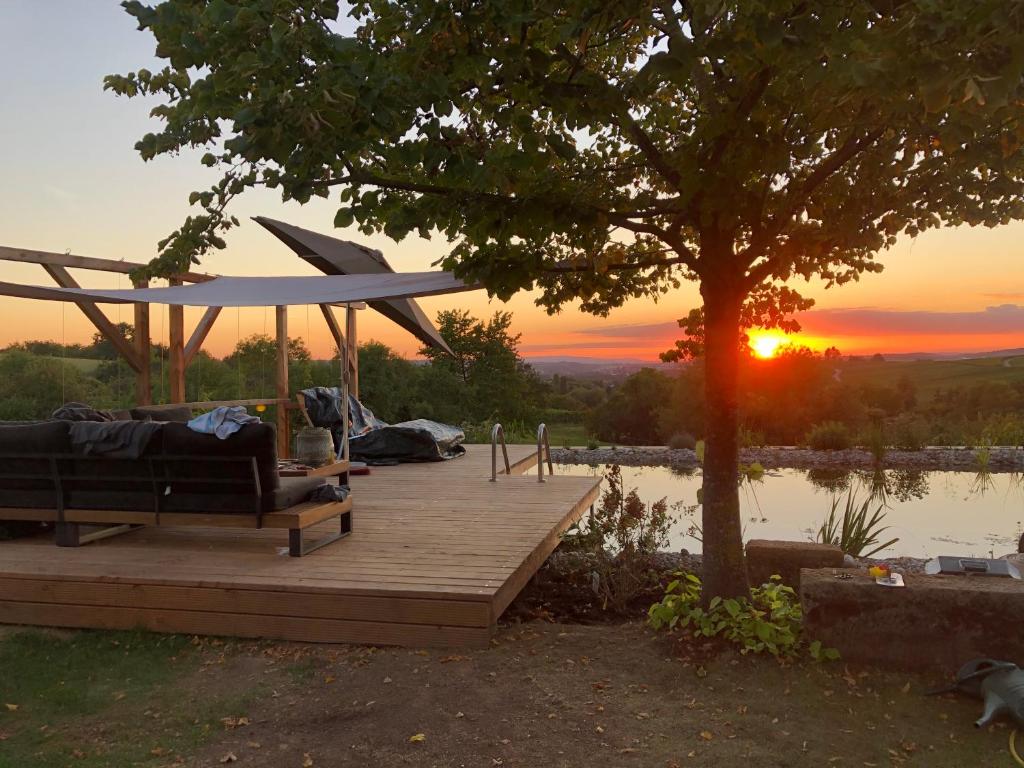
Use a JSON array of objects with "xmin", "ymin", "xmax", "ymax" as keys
[{"xmin": 0, "ymin": 271, "xmax": 479, "ymax": 308}]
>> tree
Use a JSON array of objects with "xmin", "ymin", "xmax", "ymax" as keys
[
  {"xmin": 108, "ymin": 1, "xmax": 1024, "ymax": 600},
  {"xmin": 422, "ymin": 310, "xmax": 541, "ymax": 424}
]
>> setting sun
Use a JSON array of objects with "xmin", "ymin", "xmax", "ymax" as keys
[{"xmin": 748, "ymin": 332, "xmax": 787, "ymax": 359}]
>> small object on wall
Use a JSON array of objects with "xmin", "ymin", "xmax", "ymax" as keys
[{"xmin": 925, "ymin": 556, "xmax": 1021, "ymax": 579}]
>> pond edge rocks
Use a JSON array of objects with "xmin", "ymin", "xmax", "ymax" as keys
[{"xmin": 552, "ymin": 445, "xmax": 1024, "ymax": 473}]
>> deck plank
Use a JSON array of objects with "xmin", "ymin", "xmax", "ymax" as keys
[{"xmin": 0, "ymin": 444, "xmax": 599, "ymax": 646}]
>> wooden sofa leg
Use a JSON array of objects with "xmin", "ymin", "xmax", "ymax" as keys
[
  {"xmin": 55, "ymin": 522, "xmax": 81, "ymax": 547},
  {"xmin": 288, "ymin": 508, "xmax": 352, "ymax": 557}
]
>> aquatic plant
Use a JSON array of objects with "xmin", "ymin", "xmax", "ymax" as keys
[{"xmin": 815, "ymin": 489, "xmax": 899, "ymax": 558}]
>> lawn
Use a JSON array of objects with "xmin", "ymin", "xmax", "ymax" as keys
[
  {"xmin": 0, "ymin": 629, "xmax": 256, "ymax": 768},
  {"xmin": 0, "ymin": 624, "xmax": 1014, "ymax": 767}
]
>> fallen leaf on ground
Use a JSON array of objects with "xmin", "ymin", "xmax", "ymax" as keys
[
  {"xmin": 699, "ymin": 731, "xmax": 713, "ymax": 741},
  {"xmin": 218, "ymin": 753, "xmax": 237, "ymax": 764},
  {"xmin": 302, "ymin": 753, "xmax": 314, "ymax": 767},
  {"xmin": 4, "ymin": 704, "xmax": 18, "ymax": 712},
  {"xmin": 409, "ymin": 733, "xmax": 426, "ymax": 743}
]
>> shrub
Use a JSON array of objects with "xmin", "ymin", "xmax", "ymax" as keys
[
  {"xmin": 859, "ymin": 422, "xmax": 887, "ymax": 464},
  {"xmin": 648, "ymin": 573, "xmax": 839, "ymax": 660},
  {"xmin": 563, "ymin": 464, "xmax": 673, "ymax": 614},
  {"xmin": 805, "ymin": 421, "xmax": 853, "ymax": 450},
  {"xmin": 890, "ymin": 417, "xmax": 929, "ymax": 451},
  {"xmin": 815, "ymin": 489, "xmax": 898, "ymax": 557},
  {"xmin": 667, "ymin": 431, "xmax": 697, "ymax": 450}
]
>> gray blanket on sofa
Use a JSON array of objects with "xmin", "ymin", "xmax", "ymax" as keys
[{"xmin": 69, "ymin": 421, "xmax": 161, "ymax": 459}]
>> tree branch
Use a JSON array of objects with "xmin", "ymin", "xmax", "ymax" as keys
[
  {"xmin": 544, "ymin": 253, "xmax": 693, "ymax": 274},
  {"xmin": 742, "ymin": 126, "xmax": 885, "ymax": 287}
]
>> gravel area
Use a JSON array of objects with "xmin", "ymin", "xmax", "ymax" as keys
[{"xmin": 551, "ymin": 445, "xmax": 1024, "ymax": 472}]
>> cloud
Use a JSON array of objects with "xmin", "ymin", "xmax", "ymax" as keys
[
  {"xmin": 799, "ymin": 304, "xmax": 1024, "ymax": 336},
  {"xmin": 982, "ymin": 292, "xmax": 1024, "ymax": 301},
  {"xmin": 564, "ymin": 304, "xmax": 1024, "ymax": 344}
]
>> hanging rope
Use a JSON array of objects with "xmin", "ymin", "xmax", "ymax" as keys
[
  {"xmin": 236, "ymin": 307, "xmax": 243, "ymax": 400},
  {"xmin": 114, "ymin": 273, "xmax": 123, "ymax": 404},
  {"xmin": 260, "ymin": 306, "xmax": 267, "ymax": 398},
  {"xmin": 158, "ymin": 303, "xmax": 165, "ymax": 404},
  {"xmin": 60, "ymin": 301, "xmax": 67, "ymax": 407}
]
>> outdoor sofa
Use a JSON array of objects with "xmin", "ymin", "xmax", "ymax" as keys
[{"xmin": 0, "ymin": 416, "xmax": 352, "ymax": 557}]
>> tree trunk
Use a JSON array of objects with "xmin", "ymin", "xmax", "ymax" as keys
[{"xmin": 699, "ymin": 279, "xmax": 750, "ymax": 602}]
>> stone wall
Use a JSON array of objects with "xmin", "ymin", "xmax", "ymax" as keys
[{"xmin": 801, "ymin": 569, "xmax": 1024, "ymax": 670}]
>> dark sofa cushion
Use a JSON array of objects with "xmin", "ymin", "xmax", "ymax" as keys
[
  {"xmin": 161, "ymin": 422, "xmax": 279, "ymax": 512},
  {"xmin": 131, "ymin": 404, "xmax": 194, "ymax": 423},
  {"xmin": 0, "ymin": 420, "xmax": 71, "ymax": 453},
  {"xmin": 0, "ymin": 421, "xmax": 72, "ymax": 510}
]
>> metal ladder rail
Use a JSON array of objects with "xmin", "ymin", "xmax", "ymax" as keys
[
  {"xmin": 490, "ymin": 423, "xmax": 511, "ymax": 481},
  {"xmin": 536, "ymin": 423, "xmax": 554, "ymax": 483}
]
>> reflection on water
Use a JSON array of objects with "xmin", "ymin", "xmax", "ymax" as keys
[{"xmin": 556, "ymin": 463, "xmax": 1024, "ymax": 559}]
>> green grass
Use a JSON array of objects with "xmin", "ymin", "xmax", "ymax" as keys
[
  {"xmin": 0, "ymin": 629, "xmax": 248, "ymax": 768},
  {"xmin": 546, "ymin": 422, "xmax": 591, "ymax": 447},
  {"xmin": 839, "ymin": 355, "xmax": 1024, "ymax": 400}
]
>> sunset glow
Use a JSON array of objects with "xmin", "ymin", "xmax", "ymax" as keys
[{"xmin": 748, "ymin": 332, "xmax": 787, "ymax": 359}]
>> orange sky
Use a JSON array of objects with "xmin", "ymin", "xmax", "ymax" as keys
[{"xmin": 0, "ymin": 2, "xmax": 1022, "ymax": 363}]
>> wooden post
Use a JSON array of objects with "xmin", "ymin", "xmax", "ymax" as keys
[
  {"xmin": 345, "ymin": 305, "xmax": 359, "ymax": 399},
  {"xmin": 132, "ymin": 279, "xmax": 151, "ymax": 406},
  {"xmin": 276, "ymin": 305, "xmax": 290, "ymax": 459},
  {"xmin": 320, "ymin": 304, "xmax": 349, "ymax": 463},
  {"xmin": 168, "ymin": 279, "xmax": 185, "ymax": 403}
]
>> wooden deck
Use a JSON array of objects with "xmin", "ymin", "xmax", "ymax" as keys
[{"xmin": 0, "ymin": 445, "xmax": 600, "ymax": 648}]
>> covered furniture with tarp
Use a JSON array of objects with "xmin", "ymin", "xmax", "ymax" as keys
[{"xmin": 299, "ymin": 387, "xmax": 466, "ymax": 464}]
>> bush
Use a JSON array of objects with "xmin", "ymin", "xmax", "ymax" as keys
[
  {"xmin": 667, "ymin": 431, "xmax": 697, "ymax": 450},
  {"xmin": 562, "ymin": 464, "xmax": 673, "ymax": 614},
  {"xmin": 805, "ymin": 421, "xmax": 853, "ymax": 450},
  {"xmin": 648, "ymin": 573, "xmax": 839, "ymax": 660},
  {"xmin": 859, "ymin": 422, "xmax": 887, "ymax": 463},
  {"xmin": 890, "ymin": 417, "xmax": 929, "ymax": 451}
]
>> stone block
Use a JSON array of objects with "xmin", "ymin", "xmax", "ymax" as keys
[
  {"xmin": 745, "ymin": 539, "xmax": 844, "ymax": 589},
  {"xmin": 801, "ymin": 569, "xmax": 1024, "ymax": 670}
]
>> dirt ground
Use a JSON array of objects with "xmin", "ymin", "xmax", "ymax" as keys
[{"xmin": 170, "ymin": 622, "xmax": 1012, "ymax": 768}]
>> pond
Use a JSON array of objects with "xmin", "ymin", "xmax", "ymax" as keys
[{"xmin": 555, "ymin": 463, "xmax": 1024, "ymax": 559}]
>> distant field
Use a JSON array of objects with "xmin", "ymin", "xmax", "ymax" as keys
[
  {"xmin": 838, "ymin": 355, "xmax": 1024, "ymax": 399},
  {"xmin": 53, "ymin": 356, "xmax": 103, "ymax": 373},
  {"xmin": 0, "ymin": 352, "xmax": 104, "ymax": 374}
]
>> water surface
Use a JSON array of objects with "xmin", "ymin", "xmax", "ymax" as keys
[{"xmin": 556, "ymin": 463, "xmax": 1024, "ymax": 558}]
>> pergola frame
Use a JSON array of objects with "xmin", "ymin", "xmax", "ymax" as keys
[{"xmin": 0, "ymin": 245, "xmax": 361, "ymax": 458}]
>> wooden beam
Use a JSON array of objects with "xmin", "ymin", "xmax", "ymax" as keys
[
  {"xmin": 133, "ymin": 279, "xmax": 151, "ymax": 406},
  {"xmin": 0, "ymin": 244, "xmax": 213, "ymax": 283},
  {"xmin": 168, "ymin": 279, "xmax": 185, "ymax": 403},
  {"xmin": 183, "ymin": 307, "xmax": 222, "ymax": 367},
  {"xmin": 319, "ymin": 304, "xmax": 344, "ymax": 349},
  {"xmin": 346, "ymin": 305, "xmax": 359, "ymax": 399},
  {"xmin": 42, "ymin": 264, "xmax": 142, "ymax": 372},
  {"xmin": 276, "ymin": 305, "xmax": 290, "ymax": 459}
]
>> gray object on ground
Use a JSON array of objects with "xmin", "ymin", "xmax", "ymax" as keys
[{"xmin": 930, "ymin": 659, "xmax": 1024, "ymax": 728}]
